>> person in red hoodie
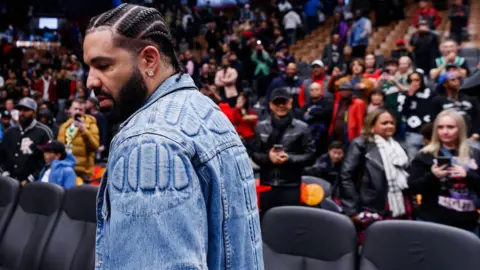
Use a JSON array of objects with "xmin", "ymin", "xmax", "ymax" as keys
[
  {"xmin": 297, "ymin": 59, "xmax": 331, "ymax": 108},
  {"xmin": 329, "ymin": 82, "xmax": 366, "ymax": 145},
  {"xmin": 413, "ymin": 0, "xmax": 441, "ymax": 30}
]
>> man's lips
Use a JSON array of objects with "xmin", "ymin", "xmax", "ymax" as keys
[{"xmin": 96, "ymin": 95, "xmax": 113, "ymax": 108}]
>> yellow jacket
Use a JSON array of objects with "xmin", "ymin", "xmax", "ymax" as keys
[{"xmin": 58, "ymin": 115, "xmax": 100, "ymax": 178}]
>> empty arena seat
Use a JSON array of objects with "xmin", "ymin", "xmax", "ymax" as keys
[
  {"xmin": 302, "ymin": 176, "xmax": 332, "ymax": 196},
  {"xmin": 0, "ymin": 177, "xmax": 20, "ymax": 240},
  {"xmin": 359, "ymin": 220, "xmax": 480, "ymax": 270},
  {"xmin": 262, "ymin": 206, "xmax": 357, "ymax": 270},
  {"xmin": 39, "ymin": 185, "xmax": 98, "ymax": 270},
  {"xmin": 0, "ymin": 182, "xmax": 64, "ymax": 270}
]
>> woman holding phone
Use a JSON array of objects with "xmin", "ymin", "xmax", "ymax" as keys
[{"xmin": 408, "ymin": 109, "xmax": 480, "ymax": 233}]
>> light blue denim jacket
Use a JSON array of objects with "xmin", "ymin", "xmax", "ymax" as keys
[{"xmin": 95, "ymin": 74, "xmax": 263, "ymax": 270}]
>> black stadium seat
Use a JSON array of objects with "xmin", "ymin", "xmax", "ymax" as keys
[
  {"xmin": 262, "ymin": 206, "xmax": 357, "ymax": 270},
  {"xmin": 359, "ymin": 220, "xmax": 480, "ymax": 270},
  {"xmin": 0, "ymin": 182, "xmax": 64, "ymax": 270},
  {"xmin": 39, "ymin": 185, "xmax": 98, "ymax": 270},
  {"xmin": 0, "ymin": 177, "xmax": 20, "ymax": 241}
]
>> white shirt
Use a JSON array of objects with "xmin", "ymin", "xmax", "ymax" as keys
[
  {"xmin": 42, "ymin": 77, "xmax": 50, "ymax": 101},
  {"xmin": 40, "ymin": 168, "xmax": 51, "ymax": 183},
  {"xmin": 283, "ymin": 10, "xmax": 302, "ymax": 30}
]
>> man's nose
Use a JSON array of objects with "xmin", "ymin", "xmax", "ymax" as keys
[{"xmin": 86, "ymin": 73, "xmax": 102, "ymax": 90}]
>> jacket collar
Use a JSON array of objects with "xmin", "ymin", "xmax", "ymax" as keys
[
  {"xmin": 19, "ymin": 119, "xmax": 37, "ymax": 133},
  {"xmin": 119, "ymin": 74, "xmax": 197, "ymax": 129}
]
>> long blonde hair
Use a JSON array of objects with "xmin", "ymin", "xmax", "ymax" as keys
[{"xmin": 421, "ymin": 109, "xmax": 470, "ymax": 163}]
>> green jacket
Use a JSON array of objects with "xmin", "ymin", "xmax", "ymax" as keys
[{"xmin": 251, "ymin": 51, "xmax": 273, "ymax": 76}]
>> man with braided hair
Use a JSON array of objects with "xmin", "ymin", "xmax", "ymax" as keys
[{"xmin": 84, "ymin": 4, "xmax": 263, "ymax": 270}]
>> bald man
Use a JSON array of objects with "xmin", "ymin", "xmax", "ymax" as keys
[
  {"xmin": 301, "ymin": 81, "xmax": 333, "ymax": 154},
  {"xmin": 266, "ymin": 63, "xmax": 303, "ymax": 109}
]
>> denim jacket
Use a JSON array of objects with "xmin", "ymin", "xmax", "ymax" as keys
[{"xmin": 95, "ymin": 74, "xmax": 263, "ymax": 270}]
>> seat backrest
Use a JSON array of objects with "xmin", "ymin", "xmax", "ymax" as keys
[
  {"xmin": 0, "ymin": 176, "xmax": 20, "ymax": 240},
  {"xmin": 39, "ymin": 185, "xmax": 98, "ymax": 270},
  {"xmin": 262, "ymin": 206, "xmax": 357, "ymax": 270},
  {"xmin": 302, "ymin": 176, "xmax": 331, "ymax": 196},
  {"xmin": 320, "ymin": 198, "xmax": 342, "ymax": 213},
  {"xmin": 360, "ymin": 220, "xmax": 480, "ymax": 270},
  {"xmin": 0, "ymin": 182, "xmax": 64, "ymax": 270}
]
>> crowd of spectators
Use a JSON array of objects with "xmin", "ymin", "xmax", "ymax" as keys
[{"xmin": 0, "ymin": 0, "xmax": 479, "ymax": 239}]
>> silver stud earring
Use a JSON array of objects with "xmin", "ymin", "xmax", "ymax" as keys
[{"xmin": 147, "ymin": 71, "xmax": 154, "ymax": 77}]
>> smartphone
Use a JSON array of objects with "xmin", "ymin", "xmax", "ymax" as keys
[
  {"xmin": 437, "ymin": 156, "xmax": 452, "ymax": 167},
  {"xmin": 74, "ymin": 113, "xmax": 82, "ymax": 122},
  {"xmin": 273, "ymin": 144, "xmax": 284, "ymax": 152}
]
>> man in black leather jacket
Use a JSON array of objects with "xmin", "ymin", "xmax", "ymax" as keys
[{"xmin": 251, "ymin": 88, "xmax": 316, "ymax": 214}]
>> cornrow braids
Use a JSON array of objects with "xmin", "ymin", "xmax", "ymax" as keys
[{"xmin": 87, "ymin": 3, "xmax": 184, "ymax": 81}]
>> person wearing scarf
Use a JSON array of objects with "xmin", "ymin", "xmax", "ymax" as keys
[
  {"xmin": 251, "ymin": 88, "xmax": 316, "ymax": 215},
  {"xmin": 340, "ymin": 108, "xmax": 412, "ymax": 242}
]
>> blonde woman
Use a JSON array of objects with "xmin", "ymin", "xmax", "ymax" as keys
[
  {"xmin": 340, "ymin": 108, "xmax": 412, "ymax": 229},
  {"xmin": 408, "ymin": 109, "xmax": 480, "ymax": 233}
]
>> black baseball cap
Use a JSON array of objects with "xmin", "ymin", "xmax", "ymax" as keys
[
  {"xmin": 1, "ymin": 110, "xmax": 11, "ymax": 118},
  {"xmin": 270, "ymin": 88, "xmax": 291, "ymax": 103},
  {"xmin": 39, "ymin": 140, "xmax": 66, "ymax": 157}
]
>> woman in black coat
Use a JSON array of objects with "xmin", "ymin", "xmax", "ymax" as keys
[
  {"xmin": 340, "ymin": 108, "xmax": 412, "ymax": 226},
  {"xmin": 408, "ymin": 109, "xmax": 480, "ymax": 233}
]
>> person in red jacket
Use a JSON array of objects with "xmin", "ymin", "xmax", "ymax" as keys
[
  {"xmin": 297, "ymin": 59, "xmax": 330, "ymax": 108},
  {"xmin": 329, "ymin": 82, "xmax": 366, "ymax": 145},
  {"xmin": 413, "ymin": 0, "xmax": 441, "ymax": 30},
  {"xmin": 232, "ymin": 94, "xmax": 258, "ymax": 149},
  {"xmin": 34, "ymin": 69, "xmax": 57, "ymax": 105}
]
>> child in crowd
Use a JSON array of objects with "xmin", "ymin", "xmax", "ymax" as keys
[
  {"xmin": 303, "ymin": 141, "xmax": 344, "ymax": 190},
  {"xmin": 367, "ymin": 88, "xmax": 386, "ymax": 113},
  {"xmin": 37, "ymin": 140, "xmax": 77, "ymax": 189}
]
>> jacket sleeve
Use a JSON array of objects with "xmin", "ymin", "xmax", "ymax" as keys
[
  {"xmin": 286, "ymin": 126, "xmax": 316, "ymax": 167},
  {"xmin": 104, "ymin": 134, "xmax": 215, "ymax": 269},
  {"xmin": 339, "ymin": 140, "xmax": 363, "ymax": 216},
  {"xmin": 80, "ymin": 121, "xmax": 100, "ymax": 152},
  {"xmin": 298, "ymin": 83, "xmax": 306, "ymax": 108},
  {"xmin": 63, "ymin": 167, "xmax": 77, "ymax": 190},
  {"xmin": 57, "ymin": 123, "xmax": 67, "ymax": 143},
  {"xmin": 223, "ymin": 68, "xmax": 238, "ymax": 84},
  {"xmin": 407, "ymin": 153, "xmax": 438, "ymax": 194},
  {"xmin": 251, "ymin": 126, "xmax": 271, "ymax": 167},
  {"xmin": 355, "ymin": 100, "xmax": 366, "ymax": 135},
  {"xmin": 214, "ymin": 71, "xmax": 224, "ymax": 87}
]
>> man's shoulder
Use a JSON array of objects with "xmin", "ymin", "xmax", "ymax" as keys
[
  {"xmin": 116, "ymin": 90, "xmax": 241, "ymax": 160},
  {"xmin": 292, "ymin": 118, "xmax": 309, "ymax": 129},
  {"xmin": 34, "ymin": 122, "xmax": 53, "ymax": 138}
]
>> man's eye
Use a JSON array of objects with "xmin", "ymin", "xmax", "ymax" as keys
[{"xmin": 97, "ymin": 64, "xmax": 110, "ymax": 71}]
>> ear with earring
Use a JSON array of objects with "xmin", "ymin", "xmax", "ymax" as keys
[{"xmin": 147, "ymin": 71, "xmax": 154, "ymax": 77}]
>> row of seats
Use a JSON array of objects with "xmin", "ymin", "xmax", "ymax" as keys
[
  {"xmin": 263, "ymin": 206, "xmax": 480, "ymax": 270},
  {"xmin": 0, "ymin": 176, "xmax": 96, "ymax": 270}
]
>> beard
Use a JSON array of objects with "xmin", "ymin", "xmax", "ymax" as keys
[
  {"xmin": 97, "ymin": 66, "xmax": 149, "ymax": 125},
  {"xmin": 19, "ymin": 115, "xmax": 34, "ymax": 128}
]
